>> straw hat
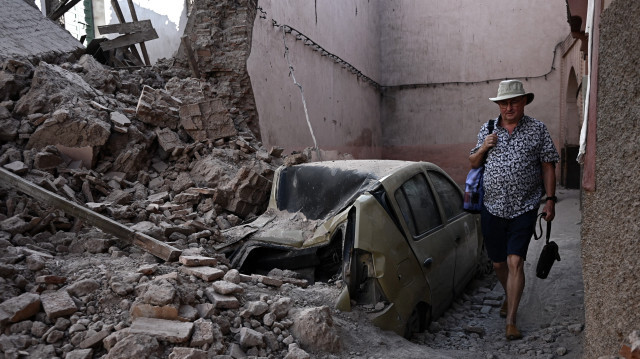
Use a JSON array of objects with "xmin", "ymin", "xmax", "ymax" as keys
[{"xmin": 489, "ymin": 80, "xmax": 534, "ymax": 104}]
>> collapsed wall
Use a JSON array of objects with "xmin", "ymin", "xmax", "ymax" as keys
[
  {"xmin": 0, "ymin": 0, "xmax": 346, "ymax": 357},
  {"xmin": 174, "ymin": 0, "xmax": 260, "ymax": 140},
  {"xmin": 581, "ymin": 0, "xmax": 640, "ymax": 356}
]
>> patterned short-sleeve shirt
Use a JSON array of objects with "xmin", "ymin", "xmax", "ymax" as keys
[{"xmin": 470, "ymin": 115, "xmax": 559, "ymax": 219}]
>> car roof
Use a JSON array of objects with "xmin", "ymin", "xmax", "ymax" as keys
[
  {"xmin": 289, "ymin": 159, "xmax": 422, "ymax": 180},
  {"xmin": 273, "ymin": 160, "xmax": 435, "ymax": 220}
]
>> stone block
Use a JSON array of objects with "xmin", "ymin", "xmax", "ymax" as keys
[
  {"xmin": 130, "ymin": 303, "xmax": 179, "ymax": 321},
  {"xmin": 252, "ymin": 274, "xmax": 283, "ymax": 288},
  {"xmin": 169, "ymin": 347, "xmax": 207, "ymax": 359},
  {"xmin": 77, "ymin": 329, "xmax": 110, "ymax": 349},
  {"xmin": 212, "ymin": 280, "xmax": 243, "ymax": 295},
  {"xmin": 41, "ymin": 290, "xmax": 77, "ymax": 319},
  {"xmin": 128, "ymin": 317, "xmax": 194, "ymax": 344},
  {"xmin": 246, "ymin": 301, "xmax": 269, "ymax": 317},
  {"xmin": 179, "ymin": 266, "xmax": 224, "ymax": 282},
  {"xmin": 178, "ymin": 305, "xmax": 198, "ymax": 322},
  {"xmin": 195, "ymin": 303, "xmax": 215, "ymax": 318},
  {"xmin": 3, "ymin": 161, "xmax": 28, "ymax": 174},
  {"xmin": 136, "ymin": 85, "xmax": 181, "ymax": 129},
  {"xmin": 64, "ymin": 348, "xmax": 92, "ymax": 359},
  {"xmin": 239, "ymin": 327, "xmax": 264, "ymax": 348},
  {"xmin": 0, "ymin": 293, "xmax": 41, "ymax": 324},
  {"xmin": 190, "ymin": 318, "xmax": 214, "ymax": 347},
  {"xmin": 204, "ymin": 288, "xmax": 239, "ymax": 309},
  {"xmin": 179, "ymin": 100, "xmax": 237, "ymax": 142}
]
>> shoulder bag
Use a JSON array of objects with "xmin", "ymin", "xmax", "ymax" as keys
[
  {"xmin": 463, "ymin": 119, "xmax": 495, "ymax": 213},
  {"xmin": 534, "ymin": 213, "xmax": 561, "ymax": 279}
]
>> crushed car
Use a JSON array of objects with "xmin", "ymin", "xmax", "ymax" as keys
[{"xmin": 218, "ymin": 160, "xmax": 486, "ymax": 337}]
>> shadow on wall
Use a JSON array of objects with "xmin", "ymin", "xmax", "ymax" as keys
[{"xmin": 105, "ymin": 0, "xmax": 187, "ymax": 64}]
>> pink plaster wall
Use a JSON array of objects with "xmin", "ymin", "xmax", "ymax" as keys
[
  {"xmin": 248, "ymin": 0, "xmax": 569, "ymax": 185},
  {"xmin": 378, "ymin": 1, "xmax": 569, "ymax": 184},
  {"xmin": 247, "ymin": 0, "xmax": 383, "ymax": 159}
]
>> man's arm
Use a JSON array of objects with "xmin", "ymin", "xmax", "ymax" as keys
[
  {"xmin": 469, "ymin": 133, "xmax": 497, "ymax": 168},
  {"xmin": 541, "ymin": 162, "xmax": 556, "ymax": 221}
]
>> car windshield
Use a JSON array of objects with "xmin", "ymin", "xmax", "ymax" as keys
[{"xmin": 275, "ymin": 165, "xmax": 380, "ymax": 220}]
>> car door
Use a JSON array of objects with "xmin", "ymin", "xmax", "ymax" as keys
[
  {"xmin": 383, "ymin": 168, "xmax": 456, "ymax": 317},
  {"xmin": 427, "ymin": 169, "xmax": 479, "ymax": 295}
]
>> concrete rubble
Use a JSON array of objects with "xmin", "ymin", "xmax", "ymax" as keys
[{"xmin": 0, "ymin": 2, "xmax": 350, "ymax": 358}]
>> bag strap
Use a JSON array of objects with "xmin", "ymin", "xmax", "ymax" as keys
[
  {"xmin": 480, "ymin": 119, "xmax": 496, "ymax": 164},
  {"xmin": 533, "ymin": 213, "xmax": 553, "ymax": 244},
  {"xmin": 488, "ymin": 118, "xmax": 496, "ymax": 134}
]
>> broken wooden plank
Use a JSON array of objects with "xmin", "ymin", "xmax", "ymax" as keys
[
  {"xmin": 180, "ymin": 36, "xmax": 201, "ymax": 78},
  {"xmin": 110, "ymin": 0, "xmax": 144, "ymax": 64},
  {"xmin": 48, "ymin": 0, "xmax": 82, "ymax": 21},
  {"xmin": 98, "ymin": 20, "xmax": 154, "ymax": 35},
  {"xmin": 0, "ymin": 167, "xmax": 181, "ymax": 262},
  {"xmin": 100, "ymin": 29, "xmax": 159, "ymax": 51},
  {"xmin": 126, "ymin": 0, "xmax": 151, "ymax": 66}
]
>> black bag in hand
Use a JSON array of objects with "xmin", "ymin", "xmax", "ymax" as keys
[{"xmin": 534, "ymin": 214, "xmax": 561, "ymax": 279}]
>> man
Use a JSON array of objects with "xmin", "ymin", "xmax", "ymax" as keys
[{"xmin": 469, "ymin": 80, "xmax": 559, "ymax": 340}]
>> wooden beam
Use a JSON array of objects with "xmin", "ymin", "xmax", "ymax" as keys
[
  {"xmin": 98, "ymin": 20, "xmax": 153, "ymax": 35},
  {"xmin": 180, "ymin": 36, "xmax": 201, "ymax": 78},
  {"xmin": 126, "ymin": 0, "xmax": 151, "ymax": 66},
  {"xmin": 99, "ymin": 29, "xmax": 159, "ymax": 51},
  {"xmin": 110, "ymin": 0, "xmax": 144, "ymax": 65},
  {"xmin": 48, "ymin": 0, "xmax": 82, "ymax": 21},
  {"xmin": 0, "ymin": 167, "xmax": 181, "ymax": 262}
]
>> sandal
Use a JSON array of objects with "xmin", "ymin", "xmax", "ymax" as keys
[{"xmin": 506, "ymin": 324, "xmax": 522, "ymax": 340}]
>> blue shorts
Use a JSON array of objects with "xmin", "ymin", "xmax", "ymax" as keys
[{"xmin": 480, "ymin": 207, "xmax": 538, "ymax": 262}]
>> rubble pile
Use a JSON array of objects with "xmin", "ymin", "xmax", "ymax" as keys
[{"xmin": 0, "ymin": 34, "xmax": 344, "ymax": 358}]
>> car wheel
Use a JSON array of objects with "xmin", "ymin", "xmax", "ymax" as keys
[
  {"xmin": 477, "ymin": 244, "xmax": 493, "ymax": 276},
  {"xmin": 404, "ymin": 303, "xmax": 431, "ymax": 339}
]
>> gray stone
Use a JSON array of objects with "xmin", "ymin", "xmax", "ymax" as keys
[
  {"xmin": 41, "ymin": 290, "xmax": 77, "ymax": 319},
  {"xmin": 212, "ymin": 280, "xmax": 243, "ymax": 295},
  {"xmin": 0, "ymin": 293, "xmax": 41, "ymax": 324},
  {"xmin": 263, "ymin": 312, "xmax": 276, "ymax": 327},
  {"xmin": 204, "ymin": 288, "xmax": 239, "ymax": 309},
  {"xmin": 179, "ymin": 255, "xmax": 217, "ymax": 267},
  {"xmin": 128, "ymin": 317, "xmax": 194, "ymax": 344},
  {"xmin": 223, "ymin": 269, "xmax": 242, "ymax": 284},
  {"xmin": 190, "ymin": 318, "xmax": 214, "ymax": 347},
  {"xmin": 246, "ymin": 301, "xmax": 269, "ymax": 317},
  {"xmin": 290, "ymin": 306, "xmax": 341, "ymax": 353},
  {"xmin": 179, "ymin": 266, "xmax": 224, "ymax": 282},
  {"xmin": 66, "ymin": 279, "xmax": 101, "ymax": 297},
  {"xmin": 270, "ymin": 297, "xmax": 293, "ymax": 320},
  {"xmin": 168, "ymin": 347, "xmax": 208, "ymax": 359},
  {"xmin": 77, "ymin": 329, "xmax": 110, "ymax": 349},
  {"xmin": 239, "ymin": 327, "xmax": 264, "ymax": 348},
  {"xmin": 284, "ymin": 343, "xmax": 311, "ymax": 359},
  {"xmin": 106, "ymin": 334, "xmax": 160, "ymax": 359},
  {"xmin": 178, "ymin": 305, "xmax": 198, "ymax": 321},
  {"xmin": 65, "ymin": 348, "xmax": 93, "ymax": 359},
  {"xmin": 140, "ymin": 279, "xmax": 176, "ymax": 306}
]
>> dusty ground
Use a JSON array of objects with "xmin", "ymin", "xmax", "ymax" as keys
[{"xmin": 287, "ymin": 188, "xmax": 585, "ymax": 359}]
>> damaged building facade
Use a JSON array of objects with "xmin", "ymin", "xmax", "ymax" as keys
[
  {"xmin": 0, "ymin": 0, "xmax": 332, "ymax": 358},
  {"xmin": 2, "ymin": 0, "xmax": 639, "ymax": 357}
]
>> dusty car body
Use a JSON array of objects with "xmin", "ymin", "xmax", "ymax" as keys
[{"xmin": 219, "ymin": 160, "xmax": 484, "ymax": 337}]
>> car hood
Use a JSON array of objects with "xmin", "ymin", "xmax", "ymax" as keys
[{"xmin": 218, "ymin": 162, "xmax": 394, "ymax": 247}]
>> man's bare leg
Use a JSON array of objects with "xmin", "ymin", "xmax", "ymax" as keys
[
  {"xmin": 504, "ymin": 254, "xmax": 525, "ymax": 340},
  {"xmin": 493, "ymin": 261, "xmax": 509, "ymax": 316},
  {"xmin": 506, "ymin": 254, "xmax": 525, "ymax": 325}
]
